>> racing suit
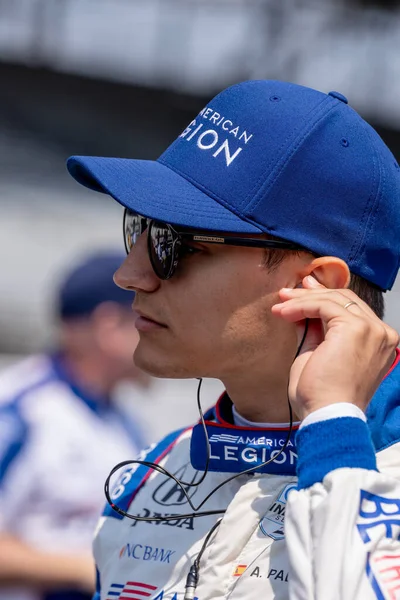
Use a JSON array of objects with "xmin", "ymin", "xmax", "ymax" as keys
[
  {"xmin": 0, "ymin": 354, "xmax": 145, "ymax": 600},
  {"xmin": 93, "ymin": 349, "xmax": 400, "ymax": 600}
]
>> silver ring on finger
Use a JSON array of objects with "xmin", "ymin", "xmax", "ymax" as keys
[{"xmin": 343, "ymin": 301, "xmax": 358, "ymax": 310}]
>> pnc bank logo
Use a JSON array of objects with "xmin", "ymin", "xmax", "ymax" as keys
[
  {"xmin": 152, "ymin": 463, "xmax": 201, "ymax": 507},
  {"xmin": 119, "ymin": 543, "xmax": 175, "ymax": 564}
]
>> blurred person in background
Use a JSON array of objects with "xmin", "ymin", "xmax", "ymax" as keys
[{"xmin": 0, "ymin": 251, "xmax": 147, "ymax": 600}]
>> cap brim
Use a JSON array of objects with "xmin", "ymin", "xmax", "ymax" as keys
[{"xmin": 67, "ymin": 156, "xmax": 261, "ymax": 234}]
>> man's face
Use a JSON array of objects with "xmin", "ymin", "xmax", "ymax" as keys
[{"xmin": 114, "ymin": 230, "xmax": 303, "ymax": 380}]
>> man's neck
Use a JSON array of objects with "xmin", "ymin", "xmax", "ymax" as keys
[
  {"xmin": 231, "ymin": 404, "xmax": 298, "ymax": 428},
  {"xmin": 221, "ymin": 373, "xmax": 296, "ymax": 424}
]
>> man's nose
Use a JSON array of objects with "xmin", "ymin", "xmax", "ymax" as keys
[{"xmin": 114, "ymin": 232, "xmax": 160, "ymax": 293}]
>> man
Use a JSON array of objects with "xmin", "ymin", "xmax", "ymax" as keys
[
  {"xmin": 0, "ymin": 251, "xmax": 147, "ymax": 600},
  {"xmin": 67, "ymin": 81, "xmax": 400, "ymax": 600}
]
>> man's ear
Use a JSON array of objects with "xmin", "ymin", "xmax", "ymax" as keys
[{"xmin": 301, "ymin": 256, "xmax": 351, "ymax": 289}]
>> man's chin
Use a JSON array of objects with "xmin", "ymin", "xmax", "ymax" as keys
[{"xmin": 133, "ymin": 347, "xmax": 194, "ymax": 379}]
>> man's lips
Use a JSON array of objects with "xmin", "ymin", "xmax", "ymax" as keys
[{"xmin": 133, "ymin": 309, "xmax": 167, "ymax": 331}]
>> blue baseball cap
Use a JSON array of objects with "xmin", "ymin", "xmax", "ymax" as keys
[
  {"xmin": 59, "ymin": 251, "xmax": 134, "ymax": 319},
  {"xmin": 67, "ymin": 80, "xmax": 400, "ymax": 290}
]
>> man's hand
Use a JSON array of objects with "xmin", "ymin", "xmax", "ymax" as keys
[{"xmin": 271, "ymin": 275, "xmax": 399, "ymax": 421}]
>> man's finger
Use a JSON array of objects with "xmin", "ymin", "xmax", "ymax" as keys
[
  {"xmin": 272, "ymin": 296, "xmax": 365, "ymax": 324},
  {"xmin": 278, "ymin": 287, "xmax": 373, "ymax": 317},
  {"xmin": 302, "ymin": 275, "xmax": 325, "ymax": 289}
]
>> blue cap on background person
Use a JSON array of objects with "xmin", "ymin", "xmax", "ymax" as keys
[
  {"xmin": 59, "ymin": 251, "xmax": 133, "ymax": 319},
  {"xmin": 66, "ymin": 80, "xmax": 400, "ymax": 290}
]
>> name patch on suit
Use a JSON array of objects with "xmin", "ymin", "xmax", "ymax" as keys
[{"xmin": 190, "ymin": 423, "xmax": 297, "ymax": 475}]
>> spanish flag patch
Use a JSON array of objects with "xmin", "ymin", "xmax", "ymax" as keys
[{"xmin": 233, "ymin": 564, "xmax": 247, "ymax": 577}]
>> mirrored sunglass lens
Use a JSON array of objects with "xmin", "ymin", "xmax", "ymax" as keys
[
  {"xmin": 149, "ymin": 222, "xmax": 175, "ymax": 278},
  {"xmin": 124, "ymin": 210, "xmax": 148, "ymax": 253}
]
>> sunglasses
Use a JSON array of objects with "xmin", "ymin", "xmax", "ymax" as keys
[{"xmin": 123, "ymin": 208, "xmax": 304, "ymax": 280}]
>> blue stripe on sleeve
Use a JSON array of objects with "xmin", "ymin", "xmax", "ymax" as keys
[
  {"xmin": 296, "ymin": 417, "xmax": 377, "ymax": 490},
  {"xmin": 0, "ymin": 369, "xmax": 58, "ymax": 484},
  {"xmin": 0, "ymin": 403, "xmax": 28, "ymax": 483}
]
